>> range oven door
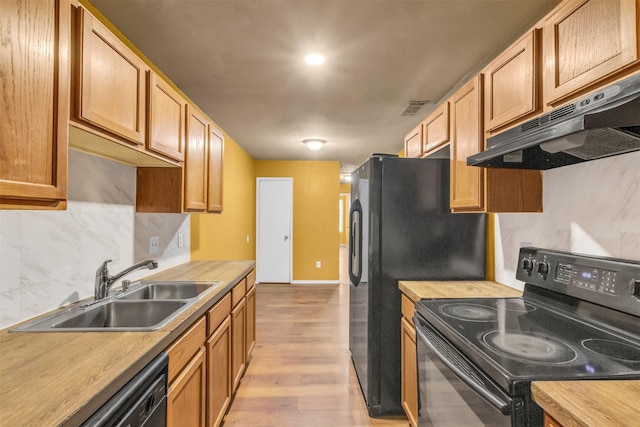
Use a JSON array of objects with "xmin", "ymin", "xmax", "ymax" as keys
[{"xmin": 413, "ymin": 315, "xmax": 526, "ymax": 427}]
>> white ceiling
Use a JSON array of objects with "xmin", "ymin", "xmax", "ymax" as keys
[{"xmin": 91, "ymin": 0, "xmax": 559, "ymax": 177}]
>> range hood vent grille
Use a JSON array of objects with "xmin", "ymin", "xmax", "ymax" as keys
[{"xmin": 467, "ymin": 72, "xmax": 640, "ymax": 170}]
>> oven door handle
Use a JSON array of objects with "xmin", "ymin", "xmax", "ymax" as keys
[{"xmin": 414, "ymin": 321, "xmax": 513, "ymax": 415}]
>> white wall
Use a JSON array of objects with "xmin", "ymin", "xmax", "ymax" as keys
[
  {"xmin": 495, "ymin": 151, "xmax": 640, "ymax": 290},
  {"xmin": 0, "ymin": 149, "xmax": 190, "ymax": 329}
]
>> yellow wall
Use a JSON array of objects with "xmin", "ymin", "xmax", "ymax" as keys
[
  {"xmin": 255, "ymin": 161, "xmax": 340, "ymax": 281},
  {"xmin": 190, "ymin": 136, "xmax": 256, "ymax": 260}
]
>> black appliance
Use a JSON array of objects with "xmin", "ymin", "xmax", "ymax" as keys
[
  {"xmin": 82, "ymin": 353, "xmax": 168, "ymax": 427},
  {"xmin": 467, "ymin": 71, "xmax": 640, "ymax": 170},
  {"xmin": 414, "ymin": 247, "xmax": 640, "ymax": 426},
  {"xmin": 348, "ymin": 155, "xmax": 486, "ymax": 417}
]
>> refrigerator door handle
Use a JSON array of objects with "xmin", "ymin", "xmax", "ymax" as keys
[{"xmin": 349, "ymin": 199, "xmax": 363, "ymax": 286}]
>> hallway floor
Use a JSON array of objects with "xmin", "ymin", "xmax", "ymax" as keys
[{"xmin": 223, "ymin": 246, "xmax": 408, "ymax": 426}]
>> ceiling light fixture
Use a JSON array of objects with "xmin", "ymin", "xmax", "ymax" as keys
[
  {"xmin": 303, "ymin": 139, "xmax": 325, "ymax": 151},
  {"xmin": 305, "ymin": 53, "xmax": 325, "ymax": 65}
]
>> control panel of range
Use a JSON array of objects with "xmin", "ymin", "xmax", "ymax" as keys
[
  {"xmin": 555, "ymin": 262, "xmax": 619, "ymax": 295},
  {"xmin": 515, "ymin": 247, "xmax": 640, "ymax": 317}
]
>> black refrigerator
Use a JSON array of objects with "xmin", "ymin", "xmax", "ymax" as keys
[{"xmin": 348, "ymin": 155, "xmax": 486, "ymax": 417}]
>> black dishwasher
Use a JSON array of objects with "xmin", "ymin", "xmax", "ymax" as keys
[{"xmin": 82, "ymin": 353, "xmax": 168, "ymax": 427}]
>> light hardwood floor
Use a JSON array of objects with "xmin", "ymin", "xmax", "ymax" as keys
[{"xmin": 223, "ymin": 247, "xmax": 409, "ymax": 426}]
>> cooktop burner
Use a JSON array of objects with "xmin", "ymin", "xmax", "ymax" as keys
[
  {"xmin": 440, "ymin": 303, "xmax": 497, "ymax": 321},
  {"xmin": 582, "ymin": 339, "xmax": 640, "ymax": 362},
  {"xmin": 439, "ymin": 301, "xmax": 537, "ymax": 322},
  {"xmin": 482, "ymin": 331, "xmax": 577, "ymax": 364}
]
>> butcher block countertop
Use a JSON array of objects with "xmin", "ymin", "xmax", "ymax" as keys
[
  {"xmin": 0, "ymin": 260, "xmax": 255, "ymax": 427},
  {"xmin": 398, "ymin": 280, "xmax": 522, "ymax": 302},
  {"xmin": 532, "ymin": 380, "xmax": 640, "ymax": 426},
  {"xmin": 400, "ymin": 279, "xmax": 640, "ymax": 426}
]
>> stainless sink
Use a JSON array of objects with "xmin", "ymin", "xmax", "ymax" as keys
[
  {"xmin": 11, "ymin": 280, "xmax": 223, "ymax": 332},
  {"xmin": 118, "ymin": 281, "xmax": 217, "ymax": 300},
  {"xmin": 51, "ymin": 301, "xmax": 187, "ymax": 329}
]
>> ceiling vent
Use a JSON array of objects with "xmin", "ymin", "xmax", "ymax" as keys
[{"xmin": 399, "ymin": 100, "xmax": 429, "ymax": 116}]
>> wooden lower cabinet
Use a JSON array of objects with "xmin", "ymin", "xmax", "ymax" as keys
[
  {"xmin": 231, "ymin": 297, "xmax": 247, "ymax": 391},
  {"xmin": 401, "ymin": 317, "xmax": 418, "ymax": 427},
  {"xmin": 245, "ymin": 285, "xmax": 256, "ymax": 359},
  {"xmin": 165, "ymin": 269, "xmax": 256, "ymax": 426},
  {"xmin": 401, "ymin": 293, "xmax": 418, "ymax": 427},
  {"xmin": 167, "ymin": 346, "xmax": 207, "ymax": 427},
  {"xmin": 207, "ymin": 316, "xmax": 232, "ymax": 427}
]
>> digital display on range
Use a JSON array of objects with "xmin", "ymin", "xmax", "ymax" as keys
[
  {"xmin": 556, "ymin": 262, "xmax": 619, "ymax": 295},
  {"xmin": 580, "ymin": 270, "xmax": 594, "ymax": 280}
]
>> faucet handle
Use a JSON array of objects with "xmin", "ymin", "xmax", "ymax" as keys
[{"xmin": 96, "ymin": 259, "xmax": 113, "ymax": 276}]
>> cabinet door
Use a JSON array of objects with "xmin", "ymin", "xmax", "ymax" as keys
[
  {"xmin": 207, "ymin": 126, "xmax": 224, "ymax": 212},
  {"xmin": 184, "ymin": 105, "xmax": 209, "ymax": 211},
  {"xmin": 543, "ymin": 0, "xmax": 639, "ymax": 106},
  {"xmin": 404, "ymin": 123, "xmax": 423, "ymax": 158},
  {"xmin": 450, "ymin": 75, "xmax": 484, "ymax": 211},
  {"xmin": 76, "ymin": 8, "xmax": 146, "ymax": 145},
  {"xmin": 207, "ymin": 316, "xmax": 231, "ymax": 427},
  {"xmin": 245, "ymin": 285, "xmax": 256, "ymax": 359},
  {"xmin": 167, "ymin": 346, "xmax": 207, "ymax": 427},
  {"xmin": 401, "ymin": 317, "xmax": 418, "ymax": 427},
  {"xmin": 1, "ymin": 0, "xmax": 69, "ymax": 209},
  {"xmin": 484, "ymin": 30, "xmax": 540, "ymax": 132},
  {"xmin": 147, "ymin": 71, "xmax": 186, "ymax": 161},
  {"xmin": 423, "ymin": 102, "xmax": 450, "ymax": 155},
  {"xmin": 231, "ymin": 297, "xmax": 246, "ymax": 391}
]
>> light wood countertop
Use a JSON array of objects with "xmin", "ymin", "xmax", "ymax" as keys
[
  {"xmin": 0, "ymin": 260, "xmax": 254, "ymax": 427},
  {"xmin": 399, "ymin": 280, "xmax": 522, "ymax": 302},
  {"xmin": 532, "ymin": 380, "xmax": 640, "ymax": 427}
]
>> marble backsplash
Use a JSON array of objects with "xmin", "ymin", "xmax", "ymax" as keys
[
  {"xmin": 0, "ymin": 149, "xmax": 190, "ymax": 329},
  {"xmin": 495, "ymin": 150, "xmax": 640, "ymax": 290}
]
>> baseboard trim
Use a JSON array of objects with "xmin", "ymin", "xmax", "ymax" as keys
[{"xmin": 289, "ymin": 280, "xmax": 340, "ymax": 285}]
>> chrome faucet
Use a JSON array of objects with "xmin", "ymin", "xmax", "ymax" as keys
[{"xmin": 94, "ymin": 259, "xmax": 158, "ymax": 300}]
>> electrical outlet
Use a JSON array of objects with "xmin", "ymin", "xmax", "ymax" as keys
[
  {"xmin": 177, "ymin": 232, "xmax": 184, "ymax": 248},
  {"xmin": 149, "ymin": 236, "xmax": 159, "ymax": 254},
  {"xmin": 316, "ymin": 261, "xmax": 321, "ymax": 268}
]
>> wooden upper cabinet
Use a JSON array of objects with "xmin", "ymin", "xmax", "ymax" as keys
[
  {"xmin": 404, "ymin": 123, "xmax": 423, "ymax": 158},
  {"xmin": 543, "ymin": 0, "xmax": 640, "ymax": 106},
  {"xmin": 76, "ymin": 7, "xmax": 147, "ymax": 145},
  {"xmin": 1, "ymin": 0, "xmax": 70, "ymax": 209},
  {"xmin": 423, "ymin": 102, "xmax": 450, "ymax": 155},
  {"xmin": 450, "ymin": 76, "xmax": 485, "ymax": 212},
  {"xmin": 147, "ymin": 71, "xmax": 186, "ymax": 161},
  {"xmin": 184, "ymin": 105, "xmax": 209, "ymax": 211},
  {"xmin": 484, "ymin": 29, "xmax": 541, "ymax": 133},
  {"xmin": 207, "ymin": 126, "xmax": 224, "ymax": 212}
]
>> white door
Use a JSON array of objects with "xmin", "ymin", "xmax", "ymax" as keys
[{"xmin": 256, "ymin": 178, "xmax": 293, "ymax": 283}]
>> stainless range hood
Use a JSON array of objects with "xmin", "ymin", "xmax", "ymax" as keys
[{"xmin": 468, "ymin": 72, "xmax": 640, "ymax": 170}]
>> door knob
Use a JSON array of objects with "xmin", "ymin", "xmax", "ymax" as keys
[{"xmin": 284, "ymin": 235, "xmax": 289, "ymax": 241}]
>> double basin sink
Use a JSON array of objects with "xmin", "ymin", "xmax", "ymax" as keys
[{"xmin": 13, "ymin": 281, "xmax": 221, "ymax": 332}]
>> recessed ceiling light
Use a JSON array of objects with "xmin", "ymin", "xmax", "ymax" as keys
[
  {"xmin": 305, "ymin": 53, "xmax": 325, "ymax": 65},
  {"xmin": 303, "ymin": 139, "xmax": 325, "ymax": 151}
]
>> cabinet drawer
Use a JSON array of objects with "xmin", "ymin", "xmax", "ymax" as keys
[
  {"xmin": 401, "ymin": 294, "xmax": 415, "ymax": 321},
  {"xmin": 246, "ymin": 269, "xmax": 256, "ymax": 291},
  {"xmin": 231, "ymin": 279, "xmax": 247, "ymax": 307},
  {"xmin": 208, "ymin": 293, "xmax": 231, "ymax": 336},
  {"xmin": 166, "ymin": 316, "xmax": 206, "ymax": 383}
]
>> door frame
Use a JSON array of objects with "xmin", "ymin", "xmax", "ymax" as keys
[{"xmin": 256, "ymin": 177, "xmax": 293, "ymax": 283}]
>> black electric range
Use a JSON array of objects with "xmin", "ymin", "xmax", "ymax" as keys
[{"xmin": 413, "ymin": 247, "xmax": 640, "ymax": 426}]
